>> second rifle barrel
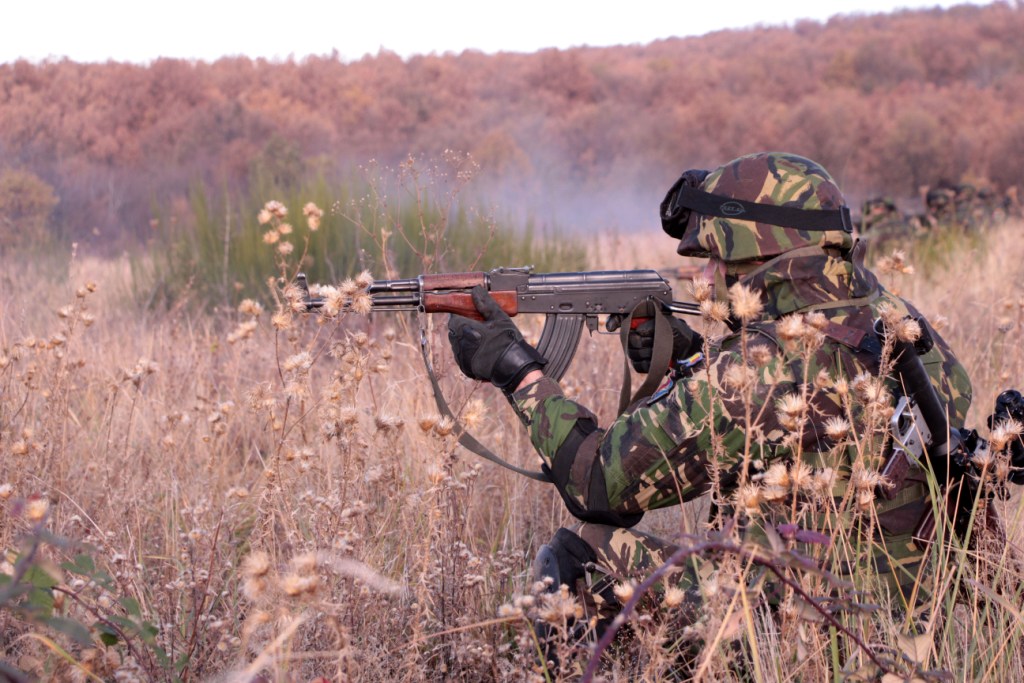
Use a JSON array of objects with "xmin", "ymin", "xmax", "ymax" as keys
[{"xmin": 370, "ymin": 293, "xmax": 421, "ymax": 309}]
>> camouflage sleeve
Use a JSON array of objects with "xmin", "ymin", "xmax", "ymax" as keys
[{"xmin": 511, "ymin": 359, "xmax": 748, "ymax": 520}]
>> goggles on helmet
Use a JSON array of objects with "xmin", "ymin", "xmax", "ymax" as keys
[{"xmin": 660, "ymin": 169, "xmax": 854, "ymax": 240}]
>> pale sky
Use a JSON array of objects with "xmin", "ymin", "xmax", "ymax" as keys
[{"xmin": 4, "ymin": 0, "xmax": 997, "ymax": 64}]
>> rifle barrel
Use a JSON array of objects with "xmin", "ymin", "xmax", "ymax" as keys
[{"xmin": 665, "ymin": 301, "xmax": 701, "ymax": 316}]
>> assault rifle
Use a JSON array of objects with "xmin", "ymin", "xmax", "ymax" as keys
[
  {"xmin": 877, "ymin": 317, "xmax": 1023, "ymax": 548},
  {"xmin": 297, "ymin": 266, "xmax": 699, "ymax": 382},
  {"xmin": 296, "ymin": 266, "xmax": 700, "ymax": 481}
]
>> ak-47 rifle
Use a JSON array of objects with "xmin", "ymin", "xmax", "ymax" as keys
[
  {"xmin": 296, "ymin": 266, "xmax": 701, "ymax": 481},
  {"xmin": 876, "ymin": 317, "xmax": 1024, "ymax": 548}
]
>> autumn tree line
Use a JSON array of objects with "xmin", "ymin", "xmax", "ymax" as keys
[{"xmin": 1, "ymin": 1, "xmax": 1023, "ymax": 253}]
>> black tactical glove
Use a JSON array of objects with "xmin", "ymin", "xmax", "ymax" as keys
[
  {"xmin": 989, "ymin": 389, "xmax": 1024, "ymax": 484},
  {"xmin": 447, "ymin": 286, "xmax": 547, "ymax": 392},
  {"xmin": 625, "ymin": 317, "xmax": 702, "ymax": 374}
]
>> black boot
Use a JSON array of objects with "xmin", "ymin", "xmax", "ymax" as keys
[{"xmin": 531, "ymin": 528, "xmax": 601, "ymax": 671}]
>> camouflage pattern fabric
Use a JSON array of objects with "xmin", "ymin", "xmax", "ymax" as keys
[
  {"xmin": 677, "ymin": 152, "xmax": 854, "ymax": 262},
  {"xmin": 513, "ymin": 245, "xmax": 972, "ymax": 620}
]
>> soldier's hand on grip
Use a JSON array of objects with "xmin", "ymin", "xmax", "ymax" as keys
[
  {"xmin": 447, "ymin": 286, "xmax": 547, "ymax": 392},
  {"xmin": 627, "ymin": 317, "xmax": 702, "ymax": 374}
]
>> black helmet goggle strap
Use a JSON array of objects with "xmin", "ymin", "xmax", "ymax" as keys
[{"xmin": 661, "ymin": 170, "xmax": 854, "ymax": 239}]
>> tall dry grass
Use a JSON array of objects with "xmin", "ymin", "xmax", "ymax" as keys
[{"xmin": 2, "ymin": 216, "xmax": 1024, "ymax": 682}]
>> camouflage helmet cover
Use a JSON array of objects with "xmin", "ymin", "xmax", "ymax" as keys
[{"xmin": 671, "ymin": 152, "xmax": 854, "ymax": 262}]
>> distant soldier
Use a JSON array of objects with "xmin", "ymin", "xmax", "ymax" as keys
[
  {"xmin": 953, "ymin": 183, "xmax": 981, "ymax": 230},
  {"xmin": 859, "ymin": 196, "xmax": 908, "ymax": 257},
  {"xmin": 1005, "ymin": 186, "xmax": 1022, "ymax": 220},
  {"xmin": 923, "ymin": 182, "xmax": 957, "ymax": 227}
]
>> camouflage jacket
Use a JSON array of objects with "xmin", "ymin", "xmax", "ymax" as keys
[{"xmin": 512, "ymin": 247, "xmax": 972, "ymax": 536}]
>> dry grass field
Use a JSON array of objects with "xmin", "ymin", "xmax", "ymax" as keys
[{"xmin": 2, "ymin": 217, "xmax": 1024, "ymax": 682}]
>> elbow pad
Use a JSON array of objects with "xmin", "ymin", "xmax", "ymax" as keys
[{"xmin": 542, "ymin": 418, "xmax": 644, "ymax": 529}]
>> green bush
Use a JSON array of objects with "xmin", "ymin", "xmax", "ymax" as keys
[{"xmin": 140, "ymin": 158, "xmax": 587, "ymax": 311}]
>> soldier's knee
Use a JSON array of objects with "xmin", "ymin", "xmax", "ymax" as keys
[{"xmin": 532, "ymin": 527, "xmax": 597, "ymax": 594}]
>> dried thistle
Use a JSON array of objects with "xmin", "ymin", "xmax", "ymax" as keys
[
  {"xmin": 26, "ymin": 497, "xmax": 49, "ymax": 521},
  {"xmin": 283, "ymin": 352, "xmax": 313, "ymax": 374},
  {"xmin": 876, "ymin": 302, "xmax": 903, "ymax": 330},
  {"xmin": 339, "ymin": 278, "xmax": 359, "ymax": 297},
  {"xmin": 303, "ymin": 202, "xmax": 324, "ymax": 230},
  {"xmin": 271, "ymin": 311, "xmax": 292, "ymax": 331},
  {"xmin": 613, "ymin": 581, "xmax": 636, "ymax": 603},
  {"xmin": 434, "ymin": 417, "xmax": 457, "ymax": 437},
  {"xmin": 238, "ymin": 299, "xmax": 263, "ymax": 317},
  {"xmin": 354, "ymin": 270, "xmax": 374, "ymax": 289},
  {"xmin": 281, "ymin": 573, "xmax": 319, "ymax": 597},
  {"xmin": 989, "ymin": 418, "xmax": 1023, "ymax": 452},
  {"xmin": 538, "ymin": 585, "xmax": 584, "ymax": 623},
  {"xmin": 350, "ymin": 292, "xmax": 374, "ymax": 315},
  {"xmin": 242, "ymin": 551, "xmax": 272, "ymax": 579},
  {"xmin": 776, "ymin": 393, "xmax": 808, "ymax": 431},
  {"xmin": 851, "ymin": 373, "xmax": 886, "ymax": 404},
  {"xmin": 374, "ymin": 413, "xmax": 405, "ymax": 433},
  {"xmin": 227, "ymin": 320, "xmax": 258, "ymax": 344},
  {"xmin": 811, "ymin": 467, "xmax": 836, "ymax": 498},
  {"xmin": 894, "ymin": 317, "xmax": 922, "ymax": 343},
  {"xmin": 804, "ymin": 311, "xmax": 828, "ymax": 332},
  {"xmin": 290, "ymin": 552, "xmax": 318, "ymax": 574},
  {"xmin": 749, "ymin": 345, "xmax": 775, "ymax": 368},
  {"xmin": 735, "ymin": 484, "xmax": 764, "ymax": 516},
  {"xmin": 663, "ymin": 586, "xmax": 687, "ymax": 609},
  {"xmin": 462, "ymin": 399, "xmax": 486, "ymax": 431},
  {"xmin": 777, "ymin": 315, "xmax": 807, "ymax": 345},
  {"xmin": 322, "ymin": 287, "xmax": 346, "ymax": 318},
  {"xmin": 722, "ymin": 364, "xmax": 756, "ymax": 392},
  {"xmin": 700, "ymin": 299, "xmax": 730, "ymax": 324},
  {"xmin": 728, "ymin": 283, "xmax": 763, "ymax": 323},
  {"xmin": 850, "ymin": 465, "xmax": 889, "ymax": 510},
  {"xmin": 690, "ymin": 276, "xmax": 713, "ymax": 303},
  {"xmin": 265, "ymin": 200, "xmax": 288, "ymax": 219},
  {"xmin": 789, "ymin": 461, "xmax": 814, "ymax": 492},
  {"xmin": 824, "ymin": 416, "xmax": 851, "ymax": 441},
  {"xmin": 877, "ymin": 249, "xmax": 914, "ymax": 276},
  {"xmin": 760, "ymin": 462, "xmax": 790, "ymax": 502}
]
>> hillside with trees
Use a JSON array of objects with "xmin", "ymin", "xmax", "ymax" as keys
[{"xmin": 1, "ymin": 1, "xmax": 1023, "ymax": 248}]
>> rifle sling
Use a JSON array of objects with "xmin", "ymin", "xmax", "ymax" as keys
[
  {"xmin": 416, "ymin": 302, "xmax": 673, "ymax": 484},
  {"xmin": 417, "ymin": 317, "xmax": 552, "ymax": 483},
  {"xmin": 618, "ymin": 301, "xmax": 675, "ymax": 414}
]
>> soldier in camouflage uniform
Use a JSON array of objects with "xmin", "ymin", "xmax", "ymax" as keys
[
  {"xmin": 858, "ymin": 197, "xmax": 908, "ymax": 259},
  {"xmin": 923, "ymin": 183, "xmax": 958, "ymax": 228},
  {"xmin": 447, "ymin": 152, "xmax": 973, "ymax": 648}
]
